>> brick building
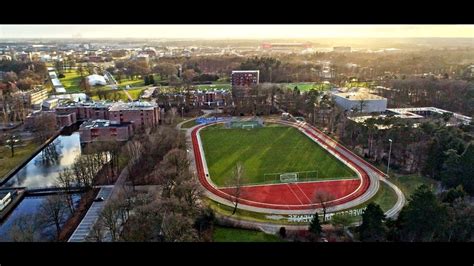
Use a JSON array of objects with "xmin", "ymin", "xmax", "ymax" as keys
[{"xmin": 79, "ymin": 119, "xmax": 134, "ymax": 143}]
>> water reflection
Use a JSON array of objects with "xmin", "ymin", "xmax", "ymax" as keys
[
  {"xmin": 5, "ymin": 133, "xmax": 82, "ymax": 189},
  {"xmin": 0, "ymin": 194, "xmax": 81, "ymax": 241}
]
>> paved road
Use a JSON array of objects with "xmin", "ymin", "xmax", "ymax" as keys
[{"xmin": 68, "ymin": 186, "xmax": 113, "ymax": 242}]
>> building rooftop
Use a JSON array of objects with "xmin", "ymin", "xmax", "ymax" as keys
[
  {"xmin": 334, "ymin": 92, "xmax": 386, "ymax": 101},
  {"xmin": 80, "ymin": 119, "xmax": 131, "ymax": 129},
  {"xmin": 108, "ymin": 101, "xmax": 157, "ymax": 112}
]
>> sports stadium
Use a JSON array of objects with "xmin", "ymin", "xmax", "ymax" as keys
[{"xmin": 190, "ymin": 116, "xmax": 401, "ymax": 215}]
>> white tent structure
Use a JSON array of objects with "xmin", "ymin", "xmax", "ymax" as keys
[{"xmin": 87, "ymin": 74, "xmax": 108, "ymax": 86}]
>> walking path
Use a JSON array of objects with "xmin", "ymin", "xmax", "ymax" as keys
[{"xmin": 68, "ymin": 186, "xmax": 113, "ymax": 242}]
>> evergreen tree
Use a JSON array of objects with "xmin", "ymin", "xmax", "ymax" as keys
[
  {"xmin": 359, "ymin": 203, "xmax": 386, "ymax": 242},
  {"xmin": 309, "ymin": 212, "xmax": 322, "ymax": 238}
]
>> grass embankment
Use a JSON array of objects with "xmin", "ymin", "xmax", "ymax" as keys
[
  {"xmin": 213, "ymin": 226, "xmax": 283, "ymax": 242},
  {"xmin": 0, "ymin": 141, "xmax": 41, "ymax": 180}
]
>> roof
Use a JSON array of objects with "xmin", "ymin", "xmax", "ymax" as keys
[
  {"xmin": 232, "ymin": 70, "xmax": 259, "ymax": 74},
  {"xmin": 333, "ymin": 92, "xmax": 386, "ymax": 101},
  {"xmin": 108, "ymin": 101, "xmax": 157, "ymax": 112},
  {"xmin": 80, "ymin": 119, "xmax": 131, "ymax": 129},
  {"xmin": 51, "ymin": 78, "xmax": 63, "ymax": 87}
]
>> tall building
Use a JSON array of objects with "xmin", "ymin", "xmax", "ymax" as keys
[
  {"xmin": 231, "ymin": 70, "xmax": 259, "ymax": 98},
  {"xmin": 231, "ymin": 70, "xmax": 259, "ymax": 87}
]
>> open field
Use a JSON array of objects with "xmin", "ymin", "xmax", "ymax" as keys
[
  {"xmin": 213, "ymin": 226, "xmax": 282, "ymax": 242},
  {"xmin": 59, "ymin": 72, "xmax": 83, "ymax": 93},
  {"xmin": 283, "ymin": 82, "xmax": 334, "ymax": 92},
  {"xmin": 0, "ymin": 141, "xmax": 40, "ymax": 179},
  {"xmin": 389, "ymin": 174, "xmax": 438, "ymax": 198},
  {"xmin": 116, "ymin": 77, "xmax": 145, "ymax": 88},
  {"xmin": 200, "ymin": 124, "xmax": 355, "ymax": 186},
  {"xmin": 91, "ymin": 87, "xmax": 146, "ymax": 101}
]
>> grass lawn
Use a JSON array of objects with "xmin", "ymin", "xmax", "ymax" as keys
[
  {"xmin": 213, "ymin": 226, "xmax": 283, "ymax": 242},
  {"xmin": 116, "ymin": 78, "xmax": 145, "ymax": 88},
  {"xmin": 284, "ymin": 82, "xmax": 334, "ymax": 92},
  {"xmin": 91, "ymin": 88, "xmax": 146, "ymax": 101},
  {"xmin": 200, "ymin": 124, "xmax": 355, "ymax": 186},
  {"xmin": 181, "ymin": 119, "xmax": 198, "ymax": 129},
  {"xmin": 59, "ymin": 72, "xmax": 83, "ymax": 93},
  {"xmin": 389, "ymin": 174, "xmax": 438, "ymax": 199},
  {"xmin": 0, "ymin": 141, "xmax": 40, "ymax": 180}
]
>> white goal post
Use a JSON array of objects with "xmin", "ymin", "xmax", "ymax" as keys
[
  {"xmin": 280, "ymin": 172, "xmax": 298, "ymax": 183},
  {"xmin": 242, "ymin": 124, "xmax": 255, "ymax": 129}
]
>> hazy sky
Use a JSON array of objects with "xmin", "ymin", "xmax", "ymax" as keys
[{"xmin": 0, "ymin": 25, "xmax": 473, "ymax": 39}]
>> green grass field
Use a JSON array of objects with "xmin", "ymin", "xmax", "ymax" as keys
[
  {"xmin": 91, "ymin": 88, "xmax": 146, "ymax": 101},
  {"xmin": 284, "ymin": 82, "xmax": 334, "ymax": 92},
  {"xmin": 181, "ymin": 119, "xmax": 198, "ymax": 129},
  {"xmin": 389, "ymin": 174, "xmax": 438, "ymax": 198},
  {"xmin": 213, "ymin": 226, "xmax": 283, "ymax": 242},
  {"xmin": 200, "ymin": 124, "xmax": 355, "ymax": 186},
  {"xmin": 59, "ymin": 72, "xmax": 83, "ymax": 92},
  {"xmin": 116, "ymin": 78, "xmax": 145, "ymax": 88},
  {"xmin": 0, "ymin": 141, "xmax": 40, "ymax": 180}
]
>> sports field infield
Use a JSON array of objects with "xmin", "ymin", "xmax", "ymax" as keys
[{"xmin": 199, "ymin": 124, "xmax": 356, "ymax": 187}]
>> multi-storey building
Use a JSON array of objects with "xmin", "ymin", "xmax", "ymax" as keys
[{"xmin": 79, "ymin": 119, "xmax": 134, "ymax": 143}]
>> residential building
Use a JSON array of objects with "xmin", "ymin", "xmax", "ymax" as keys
[{"xmin": 79, "ymin": 119, "xmax": 134, "ymax": 143}]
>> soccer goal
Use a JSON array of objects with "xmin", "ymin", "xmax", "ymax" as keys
[
  {"xmin": 280, "ymin": 172, "xmax": 298, "ymax": 183},
  {"xmin": 242, "ymin": 124, "xmax": 255, "ymax": 129}
]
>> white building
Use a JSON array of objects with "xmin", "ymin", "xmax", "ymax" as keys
[
  {"xmin": 333, "ymin": 92, "xmax": 387, "ymax": 113},
  {"xmin": 87, "ymin": 74, "xmax": 108, "ymax": 86}
]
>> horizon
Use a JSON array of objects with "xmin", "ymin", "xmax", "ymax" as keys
[{"xmin": 1, "ymin": 25, "xmax": 473, "ymax": 39}]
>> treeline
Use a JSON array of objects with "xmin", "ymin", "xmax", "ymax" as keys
[
  {"xmin": 358, "ymin": 185, "xmax": 473, "ymax": 242},
  {"xmin": 382, "ymin": 78, "xmax": 474, "ymax": 117},
  {"xmin": 87, "ymin": 126, "xmax": 214, "ymax": 242}
]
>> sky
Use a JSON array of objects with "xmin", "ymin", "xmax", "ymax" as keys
[{"xmin": 0, "ymin": 25, "xmax": 473, "ymax": 39}]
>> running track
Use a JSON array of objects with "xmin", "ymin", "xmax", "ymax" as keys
[{"xmin": 190, "ymin": 119, "xmax": 403, "ymax": 215}]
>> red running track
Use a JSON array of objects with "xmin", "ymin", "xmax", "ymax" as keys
[
  {"xmin": 192, "ymin": 123, "xmax": 372, "ymax": 210},
  {"xmin": 221, "ymin": 180, "xmax": 361, "ymax": 206}
]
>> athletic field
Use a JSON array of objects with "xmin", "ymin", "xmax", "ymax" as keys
[{"xmin": 200, "ymin": 124, "xmax": 356, "ymax": 187}]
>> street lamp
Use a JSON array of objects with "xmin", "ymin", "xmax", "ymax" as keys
[
  {"xmin": 387, "ymin": 139, "xmax": 393, "ymax": 176},
  {"xmin": 5, "ymin": 135, "xmax": 20, "ymax": 158},
  {"xmin": 181, "ymin": 106, "xmax": 184, "ymax": 118}
]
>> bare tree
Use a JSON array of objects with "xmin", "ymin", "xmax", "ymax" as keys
[
  {"xmin": 314, "ymin": 191, "xmax": 335, "ymax": 223},
  {"xmin": 38, "ymin": 194, "xmax": 68, "ymax": 241},
  {"xmin": 228, "ymin": 162, "xmax": 245, "ymax": 215},
  {"xmin": 56, "ymin": 168, "xmax": 77, "ymax": 215},
  {"xmin": 98, "ymin": 201, "xmax": 125, "ymax": 242},
  {"xmin": 8, "ymin": 213, "xmax": 41, "ymax": 242}
]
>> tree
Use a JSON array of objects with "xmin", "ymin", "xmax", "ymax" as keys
[
  {"xmin": 314, "ymin": 190, "xmax": 335, "ymax": 223},
  {"xmin": 4, "ymin": 134, "xmax": 21, "ymax": 157},
  {"xmin": 98, "ymin": 201, "xmax": 125, "ymax": 242},
  {"xmin": 396, "ymin": 185, "xmax": 449, "ymax": 242},
  {"xmin": 8, "ymin": 213, "xmax": 41, "ymax": 242},
  {"xmin": 279, "ymin": 227, "xmax": 287, "ymax": 238},
  {"xmin": 32, "ymin": 112, "xmax": 57, "ymax": 143},
  {"xmin": 359, "ymin": 203, "xmax": 386, "ymax": 242},
  {"xmin": 229, "ymin": 162, "xmax": 245, "ymax": 215},
  {"xmin": 330, "ymin": 215, "xmax": 352, "ymax": 235},
  {"xmin": 309, "ymin": 212, "xmax": 322, "ymax": 239},
  {"xmin": 56, "ymin": 168, "xmax": 77, "ymax": 215},
  {"xmin": 38, "ymin": 194, "xmax": 68, "ymax": 241}
]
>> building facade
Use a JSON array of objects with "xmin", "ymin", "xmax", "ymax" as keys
[
  {"xmin": 79, "ymin": 119, "xmax": 134, "ymax": 143},
  {"xmin": 332, "ymin": 92, "xmax": 387, "ymax": 113}
]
